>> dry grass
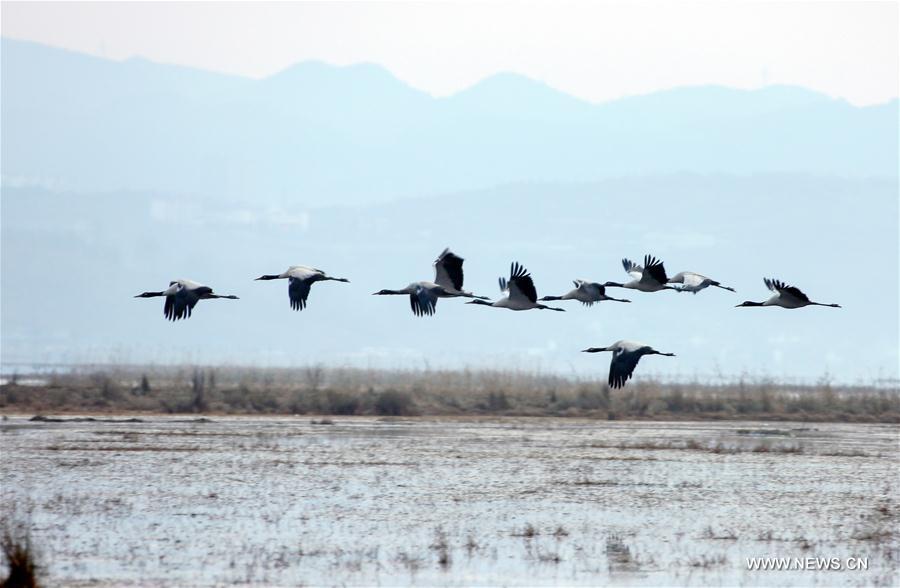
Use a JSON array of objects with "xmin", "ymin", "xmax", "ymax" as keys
[
  {"xmin": 687, "ymin": 553, "xmax": 727, "ymax": 568},
  {"xmin": 512, "ymin": 524, "xmax": 540, "ymax": 539},
  {"xmin": 2, "ymin": 526, "xmax": 39, "ymax": 588},
  {"xmin": 463, "ymin": 535, "xmax": 479, "ymax": 556},
  {"xmin": 702, "ymin": 526, "xmax": 738, "ymax": 541},
  {"xmin": 552, "ymin": 526, "xmax": 569, "ymax": 538},
  {"xmin": 428, "ymin": 527, "xmax": 451, "ymax": 569},
  {"xmin": 1, "ymin": 365, "xmax": 898, "ymax": 422},
  {"xmin": 582, "ymin": 439, "xmax": 811, "ymax": 455},
  {"xmin": 605, "ymin": 534, "xmax": 634, "ymax": 567}
]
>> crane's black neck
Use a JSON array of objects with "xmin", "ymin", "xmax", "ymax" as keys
[{"xmin": 465, "ymin": 299, "xmax": 494, "ymax": 306}]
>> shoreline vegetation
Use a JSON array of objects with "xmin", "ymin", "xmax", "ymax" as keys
[{"xmin": 0, "ymin": 366, "xmax": 898, "ymax": 423}]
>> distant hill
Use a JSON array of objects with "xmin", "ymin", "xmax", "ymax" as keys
[{"xmin": 2, "ymin": 38, "xmax": 897, "ymax": 205}]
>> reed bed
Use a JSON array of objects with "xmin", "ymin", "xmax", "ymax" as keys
[{"xmin": 0, "ymin": 365, "xmax": 897, "ymax": 422}]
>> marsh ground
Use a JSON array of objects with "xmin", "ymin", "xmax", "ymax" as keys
[{"xmin": 1, "ymin": 416, "xmax": 897, "ymax": 586}]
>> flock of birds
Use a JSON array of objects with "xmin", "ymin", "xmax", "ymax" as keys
[{"xmin": 136, "ymin": 248, "xmax": 841, "ymax": 389}]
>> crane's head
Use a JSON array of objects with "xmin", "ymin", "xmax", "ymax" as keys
[
  {"xmin": 581, "ymin": 346, "xmax": 611, "ymax": 353},
  {"xmin": 735, "ymin": 300, "xmax": 763, "ymax": 307}
]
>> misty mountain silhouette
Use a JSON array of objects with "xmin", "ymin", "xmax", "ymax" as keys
[{"xmin": 3, "ymin": 37, "xmax": 896, "ymax": 205}]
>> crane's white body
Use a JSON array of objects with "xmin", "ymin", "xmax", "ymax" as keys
[
  {"xmin": 479, "ymin": 283, "xmax": 538, "ymax": 310},
  {"xmin": 170, "ymin": 278, "xmax": 203, "ymax": 292},
  {"xmin": 668, "ymin": 271, "xmax": 735, "ymax": 294},
  {"xmin": 493, "ymin": 286, "xmax": 536, "ymax": 310},
  {"xmin": 281, "ymin": 266, "xmax": 326, "ymax": 280},
  {"xmin": 609, "ymin": 340, "xmax": 652, "ymax": 354},
  {"xmin": 762, "ymin": 293, "xmax": 804, "ymax": 309}
]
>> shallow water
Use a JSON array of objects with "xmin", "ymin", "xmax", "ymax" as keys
[{"xmin": 2, "ymin": 416, "xmax": 898, "ymax": 587}]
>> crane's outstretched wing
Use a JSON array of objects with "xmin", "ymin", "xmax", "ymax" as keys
[
  {"xmin": 409, "ymin": 285, "xmax": 438, "ymax": 317},
  {"xmin": 588, "ymin": 282, "xmax": 607, "ymax": 296},
  {"xmin": 507, "ymin": 262, "xmax": 538, "ymax": 303},
  {"xmin": 764, "ymin": 278, "xmax": 810, "ymax": 303},
  {"xmin": 576, "ymin": 281, "xmax": 604, "ymax": 306},
  {"xmin": 288, "ymin": 277, "xmax": 312, "ymax": 311},
  {"xmin": 164, "ymin": 286, "xmax": 203, "ymax": 321},
  {"xmin": 622, "ymin": 258, "xmax": 643, "ymax": 280},
  {"xmin": 641, "ymin": 255, "xmax": 669, "ymax": 285},
  {"xmin": 608, "ymin": 349, "xmax": 643, "ymax": 389},
  {"xmin": 434, "ymin": 248, "xmax": 465, "ymax": 292}
]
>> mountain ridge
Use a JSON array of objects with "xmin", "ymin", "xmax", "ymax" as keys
[
  {"xmin": 2, "ymin": 36, "xmax": 897, "ymax": 205},
  {"xmin": 7, "ymin": 36, "xmax": 897, "ymax": 107}
]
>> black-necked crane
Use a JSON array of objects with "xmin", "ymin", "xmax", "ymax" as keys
[
  {"xmin": 135, "ymin": 279, "xmax": 239, "ymax": 321},
  {"xmin": 582, "ymin": 340, "xmax": 675, "ymax": 389},
  {"xmin": 373, "ymin": 248, "xmax": 487, "ymax": 317},
  {"xmin": 467, "ymin": 262, "xmax": 565, "ymax": 311},
  {"xmin": 255, "ymin": 265, "xmax": 349, "ymax": 311},
  {"xmin": 373, "ymin": 282, "xmax": 446, "ymax": 317},
  {"xmin": 604, "ymin": 255, "xmax": 678, "ymax": 293},
  {"xmin": 540, "ymin": 280, "xmax": 631, "ymax": 305},
  {"xmin": 668, "ymin": 271, "xmax": 736, "ymax": 294},
  {"xmin": 736, "ymin": 278, "xmax": 841, "ymax": 309}
]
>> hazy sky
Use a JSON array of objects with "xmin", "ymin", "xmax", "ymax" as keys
[{"xmin": 2, "ymin": 1, "xmax": 898, "ymax": 105}]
